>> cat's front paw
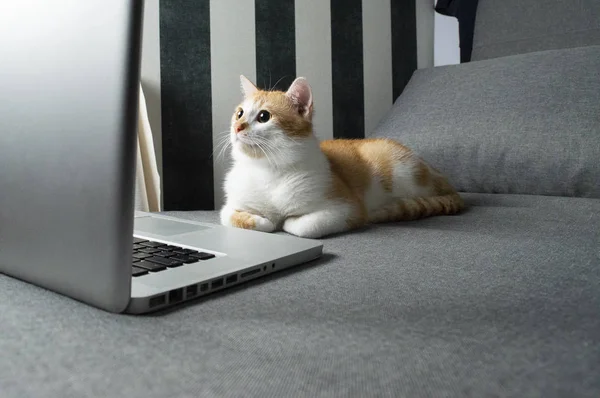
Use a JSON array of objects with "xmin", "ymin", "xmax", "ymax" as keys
[
  {"xmin": 253, "ymin": 215, "xmax": 276, "ymax": 232},
  {"xmin": 221, "ymin": 207, "xmax": 275, "ymax": 232},
  {"xmin": 283, "ymin": 216, "xmax": 322, "ymax": 239},
  {"xmin": 283, "ymin": 207, "xmax": 356, "ymax": 238}
]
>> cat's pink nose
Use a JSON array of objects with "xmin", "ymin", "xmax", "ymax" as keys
[{"xmin": 235, "ymin": 123, "xmax": 247, "ymax": 134}]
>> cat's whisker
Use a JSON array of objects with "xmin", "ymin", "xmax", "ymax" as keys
[
  {"xmin": 212, "ymin": 134, "xmax": 233, "ymax": 161},
  {"xmin": 217, "ymin": 132, "xmax": 231, "ymax": 141},
  {"xmin": 211, "ymin": 142, "xmax": 225, "ymax": 159},
  {"xmin": 263, "ymin": 145, "xmax": 280, "ymax": 168},
  {"xmin": 213, "ymin": 133, "xmax": 230, "ymax": 149},
  {"xmin": 260, "ymin": 145, "xmax": 278, "ymax": 169},
  {"xmin": 251, "ymin": 139, "xmax": 277, "ymax": 170},
  {"xmin": 212, "ymin": 132, "xmax": 231, "ymax": 152},
  {"xmin": 213, "ymin": 144, "xmax": 229, "ymax": 162},
  {"xmin": 285, "ymin": 135, "xmax": 302, "ymax": 145},
  {"xmin": 252, "ymin": 136, "xmax": 282, "ymax": 170},
  {"xmin": 214, "ymin": 130, "xmax": 231, "ymax": 140},
  {"xmin": 256, "ymin": 139, "xmax": 286, "ymax": 170},
  {"xmin": 258, "ymin": 136, "xmax": 286, "ymax": 157},
  {"xmin": 217, "ymin": 141, "xmax": 232, "ymax": 161},
  {"xmin": 262, "ymin": 141, "xmax": 284, "ymax": 164},
  {"xmin": 270, "ymin": 75, "xmax": 288, "ymax": 91},
  {"xmin": 251, "ymin": 136, "xmax": 278, "ymax": 157}
]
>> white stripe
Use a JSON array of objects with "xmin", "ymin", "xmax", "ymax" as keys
[
  {"xmin": 140, "ymin": 0, "xmax": 162, "ymax": 206},
  {"xmin": 295, "ymin": 0, "xmax": 333, "ymax": 141},
  {"xmin": 434, "ymin": 9, "xmax": 460, "ymax": 66},
  {"xmin": 416, "ymin": 0, "xmax": 435, "ymax": 69},
  {"xmin": 362, "ymin": 0, "xmax": 393, "ymax": 135},
  {"xmin": 210, "ymin": 0, "xmax": 256, "ymax": 209}
]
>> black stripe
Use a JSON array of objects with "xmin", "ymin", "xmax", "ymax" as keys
[
  {"xmin": 160, "ymin": 0, "xmax": 213, "ymax": 210},
  {"xmin": 331, "ymin": 0, "xmax": 365, "ymax": 139},
  {"xmin": 255, "ymin": 0, "xmax": 296, "ymax": 91},
  {"xmin": 391, "ymin": 0, "xmax": 417, "ymax": 101}
]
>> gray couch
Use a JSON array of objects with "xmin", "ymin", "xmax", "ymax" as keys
[{"xmin": 2, "ymin": 1, "xmax": 599, "ymax": 397}]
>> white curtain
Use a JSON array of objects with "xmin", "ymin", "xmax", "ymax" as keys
[{"xmin": 134, "ymin": 83, "xmax": 161, "ymax": 212}]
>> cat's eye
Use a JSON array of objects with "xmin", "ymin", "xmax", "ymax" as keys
[
  {"xmin": 257, "ymin": 110, "xmax": 271, "ymax": 123},
  {"xmin": 236, "ymin": 108, "xmax": 244, "ymax": 119}
]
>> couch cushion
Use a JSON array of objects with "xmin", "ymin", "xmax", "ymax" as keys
[
  {"xmin": 472, "ymin": 0, "xmax": 600, "ymax": 61},
  {"xmin": 1, "ymin": 194, "xmax": 599, "ymax": 397},
  {"xmin": 371, "ymin": 45, "xmax": 600, "ymax": 198}
]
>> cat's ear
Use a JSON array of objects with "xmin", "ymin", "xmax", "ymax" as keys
[
  {"xmin": 240, "ymin": 75, "xmax": 258, "ymax": 98},
  {"xmin": 286, "ymin": 77, "xmax": 313, "ymax": 118}
]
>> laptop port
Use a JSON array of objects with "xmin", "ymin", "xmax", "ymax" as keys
[
  {"xmin": 199, "ymin": 283, "xmax": 209, "ymax": 292},
  {"xmin": 169, "ymin": 288, "xmax": 183, "ymax": 303},
  {"xmin": 186, "ymin": 284, "xmax": 198, "ymax": 298},
  {"xmin": 149, "ymin": 295, "xmax": 166, "ymax": 308},
  {"xmin": 211, "ymin": 278, "xmax": 224, "ymax": 289},
  {"xmin": 241, "ymin": 268, "xmax": 260, "ymax": 279},
  {"xmin": 225, "ymin": 274, "xmax": 238, "ymax": 285}
]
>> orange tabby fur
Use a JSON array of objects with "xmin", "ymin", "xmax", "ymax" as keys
[{"xmin": 322, "ymin": 138, "xmax": 464, "ymax": 228}]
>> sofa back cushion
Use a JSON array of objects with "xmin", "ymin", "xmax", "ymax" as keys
[
  {"xmin": 370, "ymin": 45, "xmax": 600, "ymax": 198},
  {"xmin": 472, "ymin": 0, "xmax": 600, "ymax": 61}
]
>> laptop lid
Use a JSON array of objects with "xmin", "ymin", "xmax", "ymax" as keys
[{"xmin": 0, "ymin": 1, "xmax": 144, "ymax": 312}]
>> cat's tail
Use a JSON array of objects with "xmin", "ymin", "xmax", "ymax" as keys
[{"xmin": 368, "ymin": 193, "xmax": 465, "ymax": 223}]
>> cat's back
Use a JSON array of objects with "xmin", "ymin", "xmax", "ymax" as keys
[
  {"xmin": 319, "ymin": 137, "xmax": 430, "ymax": 203},
  {"xmin": 320, "ymin": 137, "xmax": 412, "ymax": 157},
  {"xmin": 319, "ymin": 138, "xmax": 415, "ymax": 177}
]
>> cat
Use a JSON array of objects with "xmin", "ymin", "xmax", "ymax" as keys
[{"xmin": 219, "ymin": 75, "xmax": 464, "ymax": 239}]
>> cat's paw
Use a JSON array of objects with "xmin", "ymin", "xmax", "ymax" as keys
[
  {"xmin": 283, "ymin": 216, "xmax": 322, "ymax": 239},
  {"xmin": 253, "ymin": 215, "xmax": 276, "ymax": 232},
  {"xmin": 283, "ymin": 206, "xmax": 357, "ymax": 238},
  {"xmin": 221, "ymin": 207, "xmax": 275, "ymax": 232}
]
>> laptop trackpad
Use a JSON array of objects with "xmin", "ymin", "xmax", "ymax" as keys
[{"xmin": 134, "ymin": 217, "xmax": 209, "ymax": 237}]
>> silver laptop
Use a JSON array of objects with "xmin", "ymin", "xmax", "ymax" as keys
[{"xmin": 0, "ymin": 1, "xmax": 323, "ymax": 314}]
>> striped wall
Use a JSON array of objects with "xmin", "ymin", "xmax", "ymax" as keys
[{"xmin": 159, "ymin": 0, "xmax": 432, "ymax": 210}]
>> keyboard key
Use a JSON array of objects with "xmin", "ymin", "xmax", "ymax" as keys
[
  {"xmin": 136, "ymin": 261, "xmax": 167, "ymax": 272},
  {"xmin": 155, "ymin": 250, "xmax": 175, "ymax": 258},
  {"xmin": 132, "ymin": 244, "xmax": 145, "ymax": 250},
  {"xmin": 133, "ymin": 252, "xmax": 152, "ymax": 260},
  {"xmin": 133, "ymin": 238, "xmax": 148, "ymax": 244},
  {"xmin": 152, "ymin": 245, "xmax": 169, "ymax": 250},
  {"xmin": 146, "ymin": 256, "xmax": 183, "ymax": 268},
  {"xmin": 132, "ymin": 258, "xmax": 141, "ymax": 263},
  {"xmin": 170, "ymin": 254, "xmax": 199, "ymax": 264},
  {"xmin": 190, "ymin": 252, "xmax": 216, "ymax": 260},
  {"xmin": 172, "ymin": 248, "xmax": 198, "ymax": 255},
  {"xmin": 139, "ymin": 248, "xmax": 160, "ymax": 254},
  {"xmin": 139, "ymin": 241, "xmax": 166, "ymax": 248},
  {"xmin": 132, "ymin": 267, "xmax": 148, "ymax": 277}
]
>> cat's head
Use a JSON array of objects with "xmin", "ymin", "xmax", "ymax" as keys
[{"xmin": 229, "ymin": 75, "xmax": 314, "ymax": 163}]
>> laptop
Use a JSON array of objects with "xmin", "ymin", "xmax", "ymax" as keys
[{"xmin": 0, "ymin": 1, "xmax": 323, "ymax": 314}]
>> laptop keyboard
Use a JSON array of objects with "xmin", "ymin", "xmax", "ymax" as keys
[{"xmin": 132, "ymin": 237, "xmax": 215, "ymax": 277}]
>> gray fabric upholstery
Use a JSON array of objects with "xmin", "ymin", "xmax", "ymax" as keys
[
  {"xmin": 370, "ymin": 45, "xmax": 600, "ymax": 198},
  {"xmin": 472, "ymin": 0, "xmax": 600, "ymax": 61},
  {"xmin": 1, "ymin": 194, "xmax": 599, "ymax": 397}
]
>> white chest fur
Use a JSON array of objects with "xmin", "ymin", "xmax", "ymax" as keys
[{"xmin": 223, "ymin": 153, "xmax": 331, "ymax": 223}]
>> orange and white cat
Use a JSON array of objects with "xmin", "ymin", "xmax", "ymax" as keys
[{"xmin": 220, "ymin": 75, "xmax": 464, "ymax": 238}]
